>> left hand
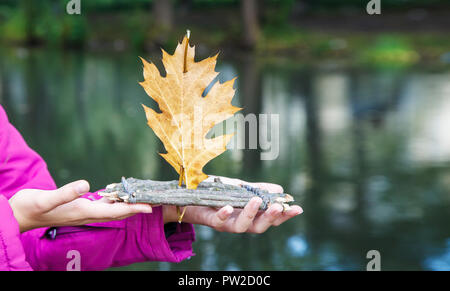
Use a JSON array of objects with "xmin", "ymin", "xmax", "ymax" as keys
[{"xmin": 163, "ymin": 176, "xmax": 303, "ymax": 234}]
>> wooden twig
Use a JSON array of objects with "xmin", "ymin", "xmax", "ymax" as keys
[{"xmin": 99, "ymin": 177, "xmax": 294, "ymax": 211}]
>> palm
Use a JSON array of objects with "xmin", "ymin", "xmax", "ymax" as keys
[{"xmin": 182, "ymin": 176, "xmax": 303, "ymax": 234}]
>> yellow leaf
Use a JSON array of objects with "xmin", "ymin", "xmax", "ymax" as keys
[{"xmin": 139, "ymin": 32, "xmax": 242, "ymax": 189}]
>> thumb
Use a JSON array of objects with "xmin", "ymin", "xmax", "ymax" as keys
[{"xmin": 42, "ymin": 180, "xmax": 90, "ymax": 211}]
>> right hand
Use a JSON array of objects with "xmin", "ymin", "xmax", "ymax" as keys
[
  {"xmin": 8, "ymin": 180, "xmax": 153, "ymax": 233},
  {"xmin": 164, "ymin": 176, "xmax": 303, "ymax": 234}
]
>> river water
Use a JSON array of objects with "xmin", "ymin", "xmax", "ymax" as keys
[{"xmin": 1, "ymin": 47, "xmax": 450, "ymax": 270}]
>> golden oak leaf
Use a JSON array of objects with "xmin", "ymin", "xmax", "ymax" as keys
[{"xmin": 140, "ymin": 33, "xmax": 241, "ymax": 189}]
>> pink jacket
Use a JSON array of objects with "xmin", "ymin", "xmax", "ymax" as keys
[{"xmin": 0, "ymin": 105, "xmax": 195, "ymax": 270}]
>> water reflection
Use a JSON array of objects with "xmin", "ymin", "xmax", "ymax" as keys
[
  {"xmin": 1, "ymin": 47, "xmax": 450, "ymax": 270},
  {"xmin": 424, "ymin": 238, "xmax": 450, "ymax": 271}
]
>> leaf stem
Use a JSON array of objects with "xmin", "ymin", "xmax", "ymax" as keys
[
  {"xmin": 178, "ymin": 165, "xmax": 185, "ymax": 186},
  {"xmin": 183, "ymin": 30, "xmax": 190, "ymax": 73}
]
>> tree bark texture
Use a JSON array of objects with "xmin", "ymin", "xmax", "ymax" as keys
[{"xmin": 99, "ymin": 177, "xmax": 294, "ymax": 211}]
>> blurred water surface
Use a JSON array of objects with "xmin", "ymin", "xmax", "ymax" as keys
[{"xmin": 1, "ymin": 47, "xmax": 450, "ymax": 270}]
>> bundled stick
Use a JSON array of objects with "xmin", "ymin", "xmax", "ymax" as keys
[{"xmin": 99, "ymin": 177, "xmax": 294, "ymax": 211}]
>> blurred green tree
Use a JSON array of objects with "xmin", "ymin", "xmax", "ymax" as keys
[{"xmin": 241, "ymin": 0, "xmax": 259, "ymax": 49}]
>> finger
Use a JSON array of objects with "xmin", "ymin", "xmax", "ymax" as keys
[
  {"xmin": 209, "ymin": 205, "xmax": 233, "ymax": 229},
  {"xmin": 83, "ymin": 201, "xmax": 152, "ymax": 220},
  {"xmin": 80, "ymin": 213, "xmax": 140, "ymax": 225},
  {"xmin": 40, "ymin": 180, "xmax": 90, "ymax": 211},
  {"xmin": 272, "ymin": 205, "xmax": 303, "ymax": 226},
  {"xmin": 232, "ymin": 197, "xmax": 262, "ymax": 233},
  {"xmin": 249, "ymin": 203, "xmax": 284, "ymax": 234},
  {"xmin": 206, "ymin": 176, "xmax": 283, "ymax": 193},
  {"xmin": 250, "ymin": 183, "xmax": 283, "ymax": 193},
  {"xmin": 96, "ymin": 197, "xmax": 115, "ymax": 204},
  {"xmin": 205, "ymin": 176, "xmax": 242, "ymax": 186}
]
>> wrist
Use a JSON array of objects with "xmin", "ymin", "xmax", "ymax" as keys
[
  {"xmin": 162, "ymin": 205, "xmax": 193, "ymax": 224},
  {"xmin": 162, "ymin": 205, "xmax": 178, "ymax": 224},
  {"xmin": 8, "ymin": 198, "xmax": 31, "ymax": 233}
]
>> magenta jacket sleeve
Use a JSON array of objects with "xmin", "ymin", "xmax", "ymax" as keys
[
  {"xmin": 0, "ymin": 105, "xmax": 195, "ymax": 270},
  {"xmin": 0, "ymin": 195, "xmax": 33, "ymax": 271},
  {"xmin": 21, "ymin": 206, "xmax": 195, "ymax": 270}
]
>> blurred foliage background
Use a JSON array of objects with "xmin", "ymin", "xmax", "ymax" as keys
[{"xmin": 0, "ymin": 0, "xmax": 449, "ymax": 66}]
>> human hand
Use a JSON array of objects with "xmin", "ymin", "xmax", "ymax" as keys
[
  {"xmin": 8, "ymin": 180, "xmax": 153, "ymax": 233},
  {"xmin": 163, "ymin": 176, "xmax": 303, "ymax": 234}
]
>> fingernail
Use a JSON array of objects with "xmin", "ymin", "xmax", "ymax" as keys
[
  {"xmin": 293, "ymin": 206, "xmax": 304, "ymax": 215},
  {"xmin": 76, "ymin": 181, "xmax": 89, "ymax": 194},
  {"xmin": 224, "ymin": 205, "xmax": 233, "ymax": 215}
]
